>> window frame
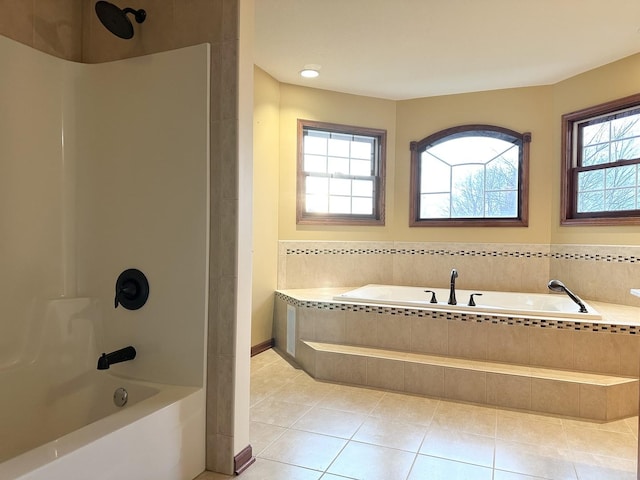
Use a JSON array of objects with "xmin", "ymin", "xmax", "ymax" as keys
[
  {"xmin": 409, "ymin": 124, "xmax": 531, "ymax": 227},
  {"xmin": 561, "ymin": 93, "xmax": 640, "ymax": 226},
  {"xmin": 296, "ymin": 119, "xmax": 386, "ymax": 226}
]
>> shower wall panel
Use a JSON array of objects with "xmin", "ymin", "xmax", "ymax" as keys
[{"xmin": 75, "ymin": 44, "xmax": 210, "ymax": 387}]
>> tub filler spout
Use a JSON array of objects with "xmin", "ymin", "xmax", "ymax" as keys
[
  {"xmin": 448, "ymin": 269, "xmax": 458, "ymax": 305},
  {"xmin": 97, "ymin": 346, "xmax": 137, "ymax": 370}
]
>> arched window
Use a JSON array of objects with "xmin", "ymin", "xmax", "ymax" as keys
[{"xmin": 410, "ymin": 125, "xmax": 531, "ymax": 227}]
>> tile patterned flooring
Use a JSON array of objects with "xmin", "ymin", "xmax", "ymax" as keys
[{"xmin": 197, "ymin": 348, "xmax": 639, "ymax": 480}]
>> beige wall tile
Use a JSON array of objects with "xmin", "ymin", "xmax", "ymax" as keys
[
  {"xmin": 366, "ymin": 357, "xmax": 404, "ymax": 391},
  {"xmin": 615, "ymin": 333, "xmax": 640, "ymax": 377},
  {"xmin": 529, "ymin": 327, "xmax": 574, "ymax": 370},
  {"xmin": 579, "ymin": 384, "xmax": 608, "ymax": 421},
  {"xmin": 448, "ymin": 320, "xmax": 487, "ymax": 360},
  {"xmin": 315, "ymin": 351, "xmax": 366, "ymax": 384},
  {"xmin": 377, "ymin": 313, "xmax": 411, "ymax": 351},
  {"xmin": 307, "ymin": 308, "xmax": 346, "ymax": 344},
  {"xmin": 530, "ymin": 378, "xmax": 579, "ymax": 417},
  {"xmin": 345, "ymin": 311, "xmax": 378, "ymax": 346},
  {"xmin": 607, "ymin": 381, "xmax": 639, "ymax": 420},
  {"xmin": 444, "ymin": 368, "xmax": 487, "ymax": 404},
  {"xmin": 573, "ymin": 331, "xmax": 620, "ymax": 375},
  {"xmin": 486, "ymin": 323, "xmax": 529, "ymax": 365},
  {"xmin": 404, "ymin": 362, "xmax": 444, "ymax": 397},
  {"xmin": 486, "ymin": 373, "xmax": 531, "ymax": 410},
  {"xmin": 410, "ymin": 316, "xmax": 448, "ymax": 355}
]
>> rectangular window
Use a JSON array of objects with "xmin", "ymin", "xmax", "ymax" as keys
[
  {"xmin": 561, "ymin": 94, "xmax": 640, "ymax": 225},
  {"xmin": 297, "ymin": 119, "xmax": 386, "ymax": 225}
]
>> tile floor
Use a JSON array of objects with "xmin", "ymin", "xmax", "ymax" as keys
[{"xmin": 197, "ymin": 348, "xmax": 639, "ymax": 480}]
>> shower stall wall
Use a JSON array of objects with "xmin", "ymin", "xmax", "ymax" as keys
[{"xmin": 0, "ymin": 35, "xmax": 210, "ymax": 479}]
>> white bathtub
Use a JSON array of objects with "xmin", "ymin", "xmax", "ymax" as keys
[
  {"xmin": 0, "ymin": 297, "xmax": 205, "ymax": 480},
  {"xmin": 0, "ymin": 365, "xmax": 204, "ymax": 480},
  {"xmin": 334, "ymin": 284, "xmax": 601, "ymax": 321}
]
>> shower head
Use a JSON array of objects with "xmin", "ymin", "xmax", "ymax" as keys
[
  {"xmin": 547, "ymin": 279, "xmax": 588, "ymax": 313},
  {"xmin": 95, "ymin": 1, "xmax": 146, "ymax": 40},
  {"xmin": 547, "ymin": 279, "xmax": 566, "ymax": 293}
]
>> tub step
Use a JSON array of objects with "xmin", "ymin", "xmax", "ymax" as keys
[{"xmin": 299, "ymin": 341, "xmax": 638, "ymax": 421}]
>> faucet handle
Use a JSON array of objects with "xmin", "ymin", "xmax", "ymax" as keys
[
  {"xmin": 468, "ymin": 293, "xmax": 483, "ymax": 306},
  {"xmin": 423, "ymin": 290, "xmax": 438, "ymax": 303}
]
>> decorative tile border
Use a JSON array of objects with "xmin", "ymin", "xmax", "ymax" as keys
[
  {"xmin": 276, "ymin": 292, "xmax": 640, "ymax": 335},
  {"xmin": 283, "ymin": 242, "xmax": 640, "ymax": 264}
]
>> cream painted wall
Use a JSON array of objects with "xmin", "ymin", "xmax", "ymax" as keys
[
  {"xmin": 252, "ymin": 66, "xmax": 281, "ymax": 346},
  {"xmin": 396, "ymin": 86, "xmax": 553, "ymax": 244},
  {"xmin": 278, "ymin": 83, "xmax": 397, "ymax": 240},
  {"xmin": 550, "ymin": 52, "xmax": 640, "ymax": 245},
  {"xmin": 276, "ymin": 82, "xmax": 552, "ymax": 243}
]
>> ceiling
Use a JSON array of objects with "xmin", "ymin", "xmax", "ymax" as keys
[{"xmin": 254, "ymin": 0, "xmax": 640, "ymax": 100}]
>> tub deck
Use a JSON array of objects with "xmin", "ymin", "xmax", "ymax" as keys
[{"xmin": 274, "ymin": 287, "xmax": 640, "ymax": 420}]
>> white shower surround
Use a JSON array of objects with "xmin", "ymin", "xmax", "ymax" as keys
[{"xmin": 0, "ymin": 36, "xmax": 209, "ymax": 479}]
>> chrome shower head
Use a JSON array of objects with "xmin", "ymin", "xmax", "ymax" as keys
[{"xmin": 95, "ymin": 1, "xmax": 146, "ymax": 40}]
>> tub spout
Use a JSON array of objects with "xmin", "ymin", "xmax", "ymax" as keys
[
  {"xmin": 97, "ymin": 346, "xmax": 136, "ymax": 370},
  {"xmin": 547, "ymin": 279, "xmax": 588, "ymax": 313},
  {"xmin": 448, "ymin": 268, "xmax": 458, "ymax": 305}
]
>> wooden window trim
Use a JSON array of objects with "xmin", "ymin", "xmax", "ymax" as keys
[
  {"xmin": 409, "ymin": 124, "xmax": 531, "ymax": 227},
  {"xmin": 561, "ymin": 92, "xmax": 640, "ymax": 226},
  {"xmin": 296, "ymin": 119, "xmax": 386, "ymax": 226}
]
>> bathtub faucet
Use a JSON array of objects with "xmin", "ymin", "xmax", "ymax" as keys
[
  {"xmin": 448, "ymin": 268, "xmax": 458, "ymax": 305},
  {"xmin": 97, "ymin": 346, "xmax": 137, "ymax": 370},
  {"xmin": 547, "ymin": 279, "xmax": 588, "ymax": 313}
]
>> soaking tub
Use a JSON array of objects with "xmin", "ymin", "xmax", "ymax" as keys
[
  {"xmin": 0, "ymin": 365, "xmax": 204, "ymax": 480},
  {"xmin": 333, "ymin": 284, "xmax": 601, "ymax": 320}
]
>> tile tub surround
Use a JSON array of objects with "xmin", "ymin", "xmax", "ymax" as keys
[
  {"xmin": 274, "ymin": 288, "xmax": 640, "ymax": 421},
  {"xmin": 278, "ymin": 241, "xmax": 640, "ymax": 307}
]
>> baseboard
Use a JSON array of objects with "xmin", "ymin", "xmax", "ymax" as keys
[
  {"xmin": 234, "ymin": 444, "xmax": 255, "ymax": 475},
  {"xmin": 251, "ymin": 338, "xmax": 274, "ymax": 357}
]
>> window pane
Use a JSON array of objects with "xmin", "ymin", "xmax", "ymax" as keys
[
  {"xmin": 486, "ymin": 153, "xmax": 518, "ymax": 190},
  {"xmin": 611, "ymin": 113, "xmax": 640, "ymax": 139},
  {"xmin": 306, "ymin": 176, "xmax": 328, "ymax": 195},
  {"xmin": 421, "ymin": 154, "xmax": 450, "ymax": 193},
  {"xmin": 352, "ymin": 197, "xmax": 373, "ymax": 214},
  {"xmin": 420, "ymin": 193, "xmax": 450, "ymax": 218},
  {"xmin": 486, "ymin": 191, "xmax": 517, "ymax": 217},
  {"xmin": 451, "ymin": 164, "xmax": 485, "ymax": 218},
  {"xmin": 582, "ymin": 144, "xmax": 610, "ymax": 166},
  {"xmin": 306, "ymin": 194, "xmax": 328, "ymax": 213},
  {"xmin": 351, "ymin": 137, "xmax": 373, "ymax": 159},
  {"xmin": 329, "ymin": 178, "xmax": 351, "ymax": 196},
  {"xmin": 352, "ymin": 179, "xmax": 373, "ymax": 197},
  {"xmin": 304, "ymin": 154, "xmax": 327, "ymax": 173},
  {"xmin": 605, "ymin": 164, "xmax": 636, "ymax": 188},
  {"xmin": 582, "ymin": 122, "xmax": 609, "ymax": 147},
  {"xmin": 327, "ymin": 156, "xmax": 349, "ymax": 174},
  {"xmin": 605, "ymin": 187, "xmax": 636, "ymax": 211},
  {"xmin": 577, "ymin": 190, "xmax": 604, "ymax": 212},
  {"xmin": 304, "ymin": 132, "xmax": 328, "ymax": 155},
  {"xmin": 428, "ymin": 136, "xmax": 514, "ymax": 165},
  {"xmin": 351, "ymin": 159, "xmax": 372, "ymax": 176},
  {"xmin": 329, "ymin": 195, "xmax": 350, "ymax": 213},
  {"xmin": 611, "ymin": 138, "xmax": 640, "ymax": 161},
  {"xmin": 328, "ymin": 135, "xmax": 350, "ymax": 157},
  {"xmin": 578, "ymin": 170, "xmax": 604, "ymax": 192}
]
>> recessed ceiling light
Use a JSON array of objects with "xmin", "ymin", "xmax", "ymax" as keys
[
  {"xmin": 300, "ymin": 69, "xmax": 319, "ymax": 78},
  {"xmin": 300, "ymin": 64, "xmax": 321, "ymax": 78}
]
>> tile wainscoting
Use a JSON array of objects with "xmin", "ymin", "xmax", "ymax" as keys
[{"xmin": 278, "ymin": 241, "xmax": 640, "ymax": 307}]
